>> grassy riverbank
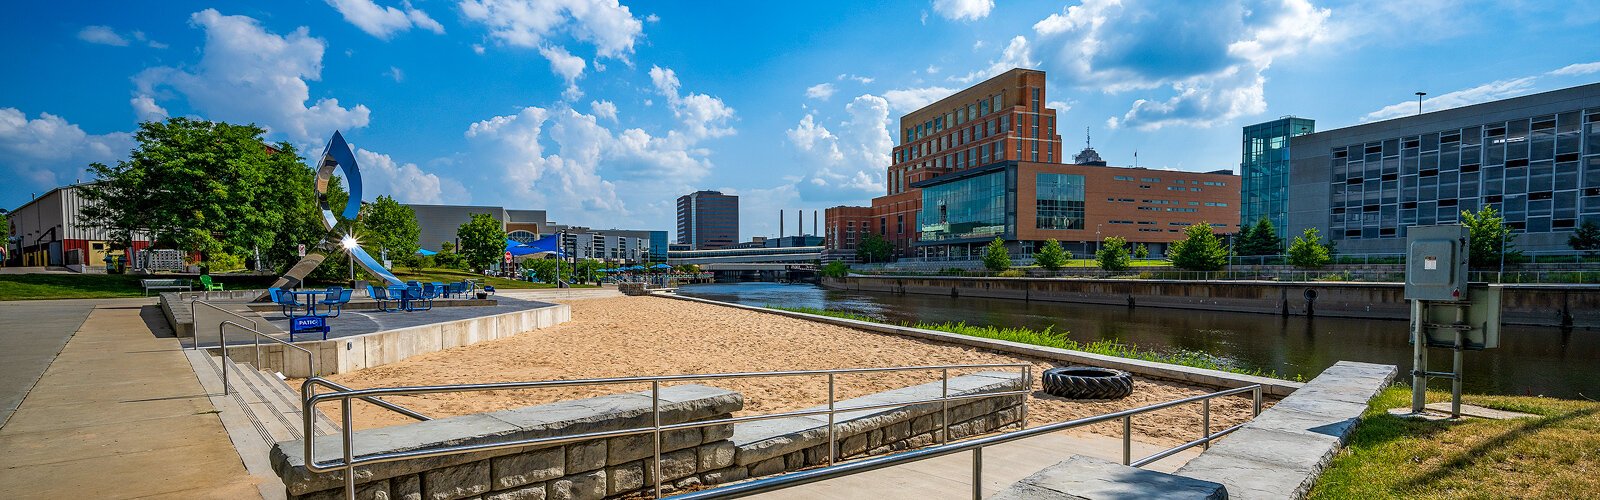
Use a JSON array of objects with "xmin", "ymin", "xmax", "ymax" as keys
[
  {"xmin": 1311, "ymin": 387, "xmax": 1600, "ymax": 499},
  {"xmin": 765, "ymin": 304, "xmax": 1292, "ymax": 379}
]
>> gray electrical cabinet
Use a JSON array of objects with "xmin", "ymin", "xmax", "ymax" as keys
[{"xmin": 1404, "ymin": 225, "xmax": 1469, "ymax": 301}]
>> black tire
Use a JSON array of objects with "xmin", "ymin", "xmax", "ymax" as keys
[{"xmin": 1041, "ymin": 366, "xmax": 1134, "ymax": 400}]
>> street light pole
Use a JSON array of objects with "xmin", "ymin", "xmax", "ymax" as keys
[{"xmin": 1415, "ymin": 92, "xmax": 1426, "ymax": 115}]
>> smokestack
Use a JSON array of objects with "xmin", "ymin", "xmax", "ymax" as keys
[
  {"xmin": 797, "ymin": 210, "xmax": 802, "ymax": 238},
  {"xmin": 780, "ymin": 209, "xmax": 784, "ymax": 239},
  {"xmin": 813, "ymin": 210, "xmax": 818, "ymax": 238}
]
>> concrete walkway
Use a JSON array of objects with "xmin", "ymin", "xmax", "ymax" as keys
[
  {"xmin": 751, "ymin": 431, "xmax": 1200, "ymax": 499},
  {"xmin": 0, "ymin": 299, "xmax": 105, "ymax": 428},
  {"xmin": 0, "ymin": 301, "xmax": 260, "ymax": 498}
]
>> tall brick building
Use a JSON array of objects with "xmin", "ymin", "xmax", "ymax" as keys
[{"xmin": 825, "ymin": 68, "xmax": 1241, "ymax": 260}]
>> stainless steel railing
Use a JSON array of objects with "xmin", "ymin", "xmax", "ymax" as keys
[
  {"xmin": 302, "ymin": 363, "xmax": 1033, "ymax": 500},
  {"xmin": 215, "ymin": 320, "xmax": 318, "ymax": 395},
  {"xmin": 189, "ymin": 299, "xmax": 257, "ymax": 348},
  {"xmin": 301, "ymin": 378, "xmax": 431, "ymax": 423},
  {"xmin": 673, "ymin": 383, "xmax": 1264, "ymax": 499}
]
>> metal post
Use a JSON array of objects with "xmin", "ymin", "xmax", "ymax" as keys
[
  {"xmin": 941, "ymin": 368, "xmax": 950, "ymax": 444},
  {"xmin": 1253, "ymin": 386, "xmax": 1262, "ymax": 417},
  {"xmin": 1452, "ymin": 306, "xmax": 1465, "ymax": 419},
  {"xmin": 972, "ymin": 447, "xmax": 983, "ymax": 500},
  {"xmin": 219, "ymin": 323, "xmax": 229, "ymax": 395},
  {"xmin": 1020, "ymin": 366, "xmax": 1031, "ymax": 430},
  {"xmin": 1201, "ymin": 399, "xmax": 1211, "ymax": 450},
  {"xmin": 343, "ymin": 399, "xmax": 355, "ymax": 500},
  {"xmin": 827, "ymin": 373, "xmax": 837, "ymax": 464},
  {"xmin": 652, "ymin": 381, "xmax": 662, "ymax": 499},
  {"xmin": 1121, "ymin": 415, "xmax": 1132, "ymax": 465},
  {"xmin": 1410, "ymin": 299, "xmax": 1428, "ymax": 413}
]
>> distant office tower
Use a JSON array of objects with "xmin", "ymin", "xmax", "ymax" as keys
[
  {"xmin": 1240, "ymin": 117, "xmax": 1316, "ymax": 242},
  {"xmin": 676, "ymin": 190, "xmax": 739, "ymax": 249}
]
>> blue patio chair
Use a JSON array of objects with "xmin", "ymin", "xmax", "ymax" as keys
[
  {"xmin": 367, "ymin": 284, "xmax": 399, "ymax": 312},
  {"xmin": 403, "ymin": 284, "xmax": 433, "ymax": 311},
  {"xmin": 422, "ymin": 282, "xmax": 442, "ymax": 301},
  {"xmin": 270, "ymin": 287, "xmax": 303, "ymax": 317},
  {"xmin": 319, "ymin": 287, "xmax": 352, "ymax": 318}
]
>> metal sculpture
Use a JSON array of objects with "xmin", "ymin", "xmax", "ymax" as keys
[{"xmin": 269, "ymin": 131, "xmax": 405, "ymax": 291}]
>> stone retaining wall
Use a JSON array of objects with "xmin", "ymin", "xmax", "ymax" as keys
[{"xmin": 271, "ymin": 385, "xmax": 743, "ymax": 500}]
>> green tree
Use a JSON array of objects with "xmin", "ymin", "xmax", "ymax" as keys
[
  {"xmin": 856, "ymin": 232, "xmax": 893, "ymax": 263},
  {"xmin": 78, "ymin": 118, "xmax": 321, "ymax": 271},
  {"xmin": 1234, "ymin": 218, "xmax": 1283, "ymax": 256},
  {"xmin": 820, "ymin": 260, "xmax": 850, "ymax": 278},
  {"xmin": 1169, "ymin": 222, "xmax": 1230, "ymax": 271},
  {"xmin": 1569, "ymin": 219, "xmax": 1600, "ymax": 257},
  {"xmin": 456, "ymin": 213, "xmax": 507, "ymax": 272},
  {"xmin": 361, "ymin": 195, "xmax": 420, "ymax": 261},
  {"xmin": 1286, "ymin": 228, "xmax": 1332, "ymax": 269},
  {"xmin": 1133, "ymin": 243, "xmax": 1149, "ymax": 259},
  {"xmin": 982, "ymin": 237, "xmax": 1010, "ymax": 272},
  {"xmin": 1461, "ymin": 206, "xmax": 1520, "ymax": 268},
  {"xmin": 1233, "ymin": 222, "xmax": 1255, "ymax": 256},
  {"xmin": 1096, "ymin": 236, "xmax": 1132, "ymax": 271},
  {"xmin": 1033, "ymin": 239, "xmax": 1068, "ymax": 270},
  {"xmin": 433, "ymin": 241, "xmax": 466, "ymax": 270}
]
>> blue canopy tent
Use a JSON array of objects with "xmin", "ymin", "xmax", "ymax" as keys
[
  {"xmin": 651, "ymin": 263, "xmax": 671, "ymax": 270},
  {"xmin": 509, "ymin": 235, "xmax": 565, "ymax": 257},
  {"xmin": 416, "ymin": 248, "xmax": 438, "ymax": 256}
]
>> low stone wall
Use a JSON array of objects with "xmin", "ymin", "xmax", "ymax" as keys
[
  {"xmin": 224, "ymin": 303, "xmax": 570, "ymax": 377},
  {"xmin": 729, "ymin": 372, "xmax": 1025, "ymax": 479},
  {"xmin": 271, "ymin": 385, "xmax": 743, "ymax": 500}
]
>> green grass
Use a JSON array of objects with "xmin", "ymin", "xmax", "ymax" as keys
[
  {"xmin": 1311, "ymin": 387, "xmax": 1600, "ymax": 499},
  {"xmin": 765, "ymin": 304, "xmax": 1292, "ymax": 379},
  {"xmin": 393, "ymin": 267, "xmax": 597, "ymax": 290},
  {"xmin": 0, "ymin": 272, "xmax": 279, "ymax": 301}
]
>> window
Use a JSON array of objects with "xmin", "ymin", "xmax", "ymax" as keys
[
  {"xmin": 1036, "ymin": 173, "xmax": 1086, "ymax": 230},
  {"xmin": 919, "ymin": 171, "xmax": 1008, "ymax": 242}
]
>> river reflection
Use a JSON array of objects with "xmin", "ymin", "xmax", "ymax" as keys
[{"xmin": 679, "ymin": 282, "xmax": 1600, "ymax": 398}]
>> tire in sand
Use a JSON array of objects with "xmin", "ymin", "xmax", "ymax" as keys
[{"xmin": 1041, "ymin": 366, "xmax": 1134, "ymax": 400}]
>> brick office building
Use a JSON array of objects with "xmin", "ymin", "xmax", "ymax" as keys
[{"xmin": 825, "ymin": 68, "xmax": 1240, "ymax": 260}]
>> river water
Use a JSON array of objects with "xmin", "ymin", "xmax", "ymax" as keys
[{"xmin": 678, "ymin": 282, "xmax": 1600, "ymax": 398}]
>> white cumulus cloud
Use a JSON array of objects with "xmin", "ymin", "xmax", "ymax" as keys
[
  {"xmin": 129, "ymin": 96, "xmax": 168, "ymax": 122},
  {"xmin": 589, "ymin": 100, "xmax": 617, "ymax": 121},
  {"xmin": 649, "ymin": 65, "xmax": 736, "ymax": 140},
  {"xmin": 1551, "ymin": 61, "xmax": 1600, "ymax": 76},
  {"xmin": 352, "ymin": 146, "xmax": 465, "ymax": 204},
  {"xmin": 805, "ymin": 83, "xmax": 836, "ymax": 101},
  {"xmin": 132, "ymin": 9, "xmax": 371, "ymax": 144},
  {"xmin": 326, "ymin": 0, "xmax": 444, "ymax": 39},
  {"xmin": 0, "ymin": 108, "xmax": 134, "ymax": 190},
  {"xmin": 459, "ymin": 0, "xmax": 643, "ymax": 58},
  {"xmin": 788, "ymin": 95, "xmax": 893, "ymax": 202},
  {"xmin": 882, "ymin": 86, "xmax": 957, "ymax": 114},
  {"xmin": 932, "ymin": 0, "xmax": 994, "ymax": 21},
  {"xmin": 77, "ymin": 25, "xmax": 129, "ymax": 46},
  {"xmin": 538, "ymin": 45, "xmax": 588, "ymax": 100}
]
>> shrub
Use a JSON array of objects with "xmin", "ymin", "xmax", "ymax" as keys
[
  {"xmin": 1096, "ymin": 236, "xmax": 1132, "ymax": 271},
  {"xmin": 982, "ymin": 237, "xmax": 1010, "ymax": 272},
  {"xmin": 1287, "ymin": 227, "xmax": 1332, "ymax": 269},
  {"xmin": 1168, "ymin": 222, "xmax": 1229, "ymax": 271},
  {"xmin": 1033, "ymin": 239, "xmax": 1068, "ymax": 270},
  {"xmin": 998, "ymin": 269, "xmax": 1026, "ymax": 277},
  {"xmin": 820, "ymin": 260, "xmax": 850, "ymax": 278}
]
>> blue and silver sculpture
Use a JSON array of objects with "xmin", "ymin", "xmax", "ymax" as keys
[{"xmin": 269, "ymin": 131, "xmax": 405, "ymax": 291}]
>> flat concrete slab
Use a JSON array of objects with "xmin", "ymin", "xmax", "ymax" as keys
[
  {"xmin": 992, "ymin": 455, "xmax": 1225, "ymax": 500},
  {"xmin": 0, "ymin": 303, "xmax": 258, "ymax": 498},
  {"xmin": 748, "ymin": 431, "xmax": 1201, "ymax": 499},
  {"xmin": 185, "ymin": 295, "xmax": 559, "ymax": 347},
  {"xmin": 0, "ymin": 298, "xmax": 120, "ymax": 428}
]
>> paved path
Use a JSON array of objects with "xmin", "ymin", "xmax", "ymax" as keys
[
  {"xmin": 0, "ymin": 299, "xmax": 106, "ymax": 428},
  {"xmin": 0, "ymin": 301, "xmax": 259, "ymax": 498},
  {"xmin": 750, "ymin": 431, "xmax": 1200, "ymax": 499}
]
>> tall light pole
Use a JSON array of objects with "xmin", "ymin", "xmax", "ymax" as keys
[{"xmin": 1415, "ymin": 92, "xmax": 1426, "ymax": 115}]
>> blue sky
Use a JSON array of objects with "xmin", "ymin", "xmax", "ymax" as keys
[{"xmin": 4, "ymin": 0, "xmax": 1599, "ymax": 240}]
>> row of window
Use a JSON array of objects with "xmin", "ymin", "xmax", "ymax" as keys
[{"xmin": 904, "ymin": 91, "xmax": 1011, "ymax": 143}]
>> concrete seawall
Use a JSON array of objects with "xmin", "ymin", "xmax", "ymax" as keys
[{"xmin": 822, "ymin": 276, "xmax": 1600, "ymax": 328}]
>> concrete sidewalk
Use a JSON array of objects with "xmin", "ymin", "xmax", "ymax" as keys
[
  {"xmin": 0, "ymin": 298, "xmax": 109, "ymax": 429},
  {"xmin": 0, "ymin": 302, "xmax": 259, "ymax": 498}
]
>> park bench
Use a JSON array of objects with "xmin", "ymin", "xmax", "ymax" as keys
[{"xmin": 141, "ymin": 278, "xmax": 192, "ymax": 296}]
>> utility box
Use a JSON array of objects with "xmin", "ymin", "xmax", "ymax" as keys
[
  {"xmin": 1411, "ymin": 286, "xmax": 1502, "ymax": 349},
  {"xmin": 1405, "ymin": 224, "xmax": 1469, "ymax": 301}
]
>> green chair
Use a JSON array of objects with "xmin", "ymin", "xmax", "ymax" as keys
[{"xmin": 199, "ymin": 275, "xmax": 225, "ymax": 291}]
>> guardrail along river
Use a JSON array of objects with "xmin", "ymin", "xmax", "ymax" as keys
[{"xmin": 679, "ymin": 282, "xmax": 1600, "ymax": 398}]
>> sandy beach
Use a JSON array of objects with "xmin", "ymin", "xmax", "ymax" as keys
[{"xmin": 314, "ymin": 295, "xmax": 1262, "ymax": 446}]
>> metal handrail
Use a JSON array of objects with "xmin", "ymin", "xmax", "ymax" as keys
[
  {"xmin": 214, "ymin": 320, "xmax": 318, "ymax": 395},
  {"xmin": 189, "ymin": 299, "xmax": 257, "ymax": 350},
  {"xmin": 303, "ymin": 363, "xmax": 1032, "ymax": 499},
  {"xmin": 671, "ymin": 383, "xmax": 1264, "ymax": 499},
  {"xmin": 301, "ymin": 378, "xmax": 431, "ymax": 422}
]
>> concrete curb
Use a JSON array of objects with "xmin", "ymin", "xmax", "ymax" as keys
[{"xmin": 660, "ymin": 293, "xmax": 1302, "ymax": 397}]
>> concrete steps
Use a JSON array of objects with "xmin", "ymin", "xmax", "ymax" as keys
[{"xmin": 188, "ymin": 349, "xmax": 338, "ymax": 446}]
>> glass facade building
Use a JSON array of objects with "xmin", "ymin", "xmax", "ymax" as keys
[
  {"xmin": 919, "ymin": 170, "xmax": 1011, "ymax": 243},
  {"xmin": 1241, "ymin": 117, "xmax": 1315, "ymax": 240},
  {"xmin": 1035, "ymin": 173, "xmax": 1085, "ymax": 230},
  {"xmin": 1328, "ymin": 109, "xmax": 1600, "ymax": 241}
]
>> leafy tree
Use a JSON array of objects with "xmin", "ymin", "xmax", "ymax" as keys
[
  {"xmin": 1096, "ymin": 236, "xmax": 1132, "ymax": 271},
  {"xmin": 456, "ymin": 213, "xmax": 507, "ymax": 272},
  {"xmin": 360, "ymin": 196, "xmax": 420, "ymax": 261},
  {"xmin": 1569, "ymin": 219, "xmax": 1600, "ymax": 256},
  {"xmin": 433, "ymin": 241, "xmax": 466, "ymax": 270},
  {"xmin": 982, "ymin": 237, "xmax": 1010, "ymax": 272},
  {"xmin": 1169, "ymin": 222, "xmax": 1230, "ymax": 271},
  {"xmin": 1033, "ymin": 239, "xmax": 1068, "ymax": 270},
  {"xmin": 1133, "ymin": 243, "xmax": 1150, "ymax": 259},
  {"xmin": 1235, "ymin": 218, "xmax": 1283, "ymax": 256},
  {"xmin": 1286, "ymin": 228, "xmax": 1331, "ymax": 269},
  {"xmin": 78, "ymin": 118, "xmax": 322, "ymax": 271},
  {"xmin": 1460, "ymin": 206, "xmax": 1520, "ymax": 268},
  {"xmin": 856, "ymin": 232, "xmax": 893, "ymax": 263},
  {"xmin": 820, "ymin": 260, "xmax": 850, "ymax": 278}
]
